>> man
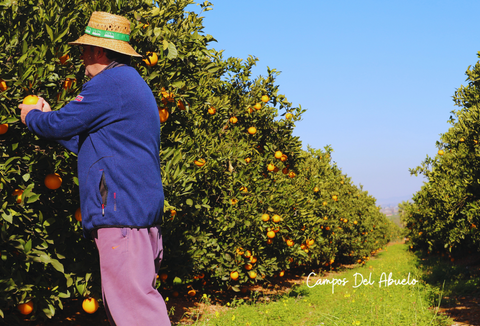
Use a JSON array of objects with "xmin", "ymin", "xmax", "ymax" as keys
[{"xmin": 19, "ymin": 11, "xmax": 170, "ymax": 326}]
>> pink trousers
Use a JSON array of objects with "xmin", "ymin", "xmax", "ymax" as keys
[{"xmin": 93, "ymin": 226, "xmax": 171, "ymax": 326}]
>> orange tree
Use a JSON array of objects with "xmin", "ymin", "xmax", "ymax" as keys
[
  {"xmin": 0, "ymin": 0, "xmax": 396, "ymax": 322},
  {"xmin": 402, "ymin": 53, "xmax": 480, "ymax": 257}
]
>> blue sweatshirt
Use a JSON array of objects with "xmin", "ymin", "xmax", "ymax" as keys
[{"xmin": 26, "ymin": 65, "xmax": 164, "ymax": 237}]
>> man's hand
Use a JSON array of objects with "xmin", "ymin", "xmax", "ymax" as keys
[{"xmin": 19, "ymin": 97, "xmax": 51, "ymax": 125}]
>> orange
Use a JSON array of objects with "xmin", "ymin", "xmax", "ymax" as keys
[
  {"xmin": 460, "ymin": 137, "xmax": 465, "ymax": 142},
  {"xmin": 261, "ymin": 214, "xmax": 270, "ymax": 222},
  {"xmin": 245, "ymin": 157, "xmax": 251, "ymax": 163},
  {"xmin": 170, "ymin": 210, "xmax": 177, "ymax": 216},
  {"xmin": 75, "ymin": 208, "xmax": 82, "ymax": 222},
  {"xmin": 0, "ymin": 78, "xmax": 7, "ymax": 91},
  {"xmin": 18, "ymin": 301, "xmax": 34, "ymax": 315},
  {"xmin": 177, "ymin": 99, "xmax": 186, "ymax": 110},
  {"xmin": 279, "ymin": 270, "xmax": 285, "ymax": 277},
  {"xmin": 13, "ymin": 189, "xmax": 23, "ymax": 204},
  {"xmin": 272, "ymin": 214, "xmax": 280, "ymax": 223},
  {"xmin": 274, "ymin": 151, "xmax": 283, "ymax": 159},
  {"xmin": 230, "ymin": 271, "xmax": 239, "ymax": 280},
  {"xmin": 143, "ymin": 51, "xmax": 158, "ymax": 66},
  {"xmin": 231, "ymin": 198, "xmax": 238, "ymax": 205},
  {"xmin": 159, "ymin": 273, "xmax": 168, "ymax": 281},
  {"xmin": 248, "ymin": 126, "xmax": 257, "ymax": 135},
  {"xmin": 247, "ymin": 107, "xmax": 254, "ymax": 113},
  {"xmin": 280, "ymin": 154, "xmax": 288, "ymax": 162},
  {"xmin": 261, "ymin": 95, "xmax": 269, "ymax": 103},
  {"xmin": 267, "ymin": 163, "xmax": 275, "ymax": 172},
  {"xmin": 267, "ymin": 231, "xmax": 275, "ymax": 239},
  {"xmin": 286, "ymin": 239, "xmax": 294, "ymax": 246},
  {"xmin": 244, "ymin": 263, "xmax": 253, "ymax": 270},
  {"xmin": 59, "ymin": 53, "xmax": 70, "ymax": 65},
  {"xmin": 343, "ymin": 219, "xmax": 348, "ymax": 223},
  {"xmin": 0, "ymin": 123, "xmax": 8, "ymax": 135},
  {"xmin": 282, "ymin": 167, "xmax": 289, "ymax": 174},
  {"xmin": 300, "ymin": 243, "xmax": 306, "ymax": 250},
  {"xmin": 158, "ymin": 108, "xmax": 169, "ymax": 123},
  {"xmin": 249, "ymin": 256, "xmax": 257, "ymax": 264},
  {"xmin": 307, "ymin": 239, "xmax": 315, "ymax": 246},
  {"xmin": 438, "ymin": 150, "xmax": 444, "ymax": 155},
  {"xmin": 267, "ymin": 239, "xmax": 273, "ymax": 244},
  {"xmin": 229, "ymin": 116, "xmax": 238, "ymax": 124},
  {"xmin": 332, "ymin": 195, "xmax": 338, "ymax": 201},
  {"xmin": 44, "ymin": 173, "xmax": 62, "ymax": 190},
  {"xmin": 288, "ymin": 171, "xmax": 296, "ymax": 178},
  {"xmin": 172, "ymin": 291, "xmax": 179, "ymax": 297},
  {"xmin": 248, "ymin": 271, "xmax": 257, "ymax": 279},
  {"xmin": 194, "ymin": 159, "xmax": 206, "ymax": 167},
  {"xmin": 239, "ymin": 186, "xmax": 248, "ymax": 193},
  {"xmin": 354, "ymin": 220, "xmax": 357, "ymax": 224},
  {"xmin": 313, "ymin": 187, "xmax": 319, "ymax": 192},
  {"xmin": 285, "ymin": 112, "xmax": 293, "ymax": 120},
  {"xmin": 188, "ymin": 289, "xmax": 196, "ymax": 297},
  {"xmin": 244, "ymin": 250, "xmax": 251, "ymax": 258},
  {"xmin": 63, "ymin": 78, "xmax": 76, "ymax": 90},
  {"xmin": 254, "ymin": 103, "xmax": 261, "ymax": 110},
  {"xmin": 208, "ymin": 107, "xmax": 216, "ymax": 115},
  {"xmin": 82, "ymin": 298, "xmax": 99, "ymax": 314},
  {"xmin": 23, "ymin": 95, "xmax": 39, "ymax": 105}
]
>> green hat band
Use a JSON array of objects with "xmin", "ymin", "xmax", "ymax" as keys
[{"xmin": 85, "ymin": 26, "xmax": 130, "ymax": 42}]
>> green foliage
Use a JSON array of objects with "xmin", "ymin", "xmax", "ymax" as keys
[
  {"xmin": 402, "ymin": 52, "xmax": 480, "ymax": 256},
  {"xmin": 0, "ymin": 0, "xmax": 394, "ymax": 322}
]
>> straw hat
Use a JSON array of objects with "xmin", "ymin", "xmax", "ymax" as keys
[{"xmin": 69, "ymin": 11, "xmax": 141, "ymax": 57}]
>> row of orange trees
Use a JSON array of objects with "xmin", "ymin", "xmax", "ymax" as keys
[
  {"xmin": 401, "ymin": 54, "xmax": 480, "ymax": 258},
  {"xmin": 0, "ymin": 0, "xmax": 399, "ymax": 322}
]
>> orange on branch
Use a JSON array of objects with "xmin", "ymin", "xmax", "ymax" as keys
[
  {"xmin": 75, "ymin": 208, "xmax": 82, "ymax": 222},
  {"xmin": 18, "ymin": 301, "xmax": 34, "ymax": 315},
  {"xmin": 248, "ymin": 126, "xmax": 257, "ymax": 135},
  {"xmin": 143, "ymin": 51, "xmax": 158, "ymax": 66},
  {"xmin": 0, "ymin": 123, "xmax": 8, "ymax": 135},
  {"xmin": 82, "ymin": 298, "xmax": 99, "ymax": 314},
  {"xmin": 254, "ymin": 103, "xmax": 261, "ymax": 110},
  {"xmin": 261, "ymin": 95, "xmax": 269, "ymax": 103},
  {"xmin": 44, "ymin": 173, "xmax": 62, "ymax": 190}
]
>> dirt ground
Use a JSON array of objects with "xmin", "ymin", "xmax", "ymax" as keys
[{"xmin": 13, "ymin": 243, "xmax": 480, "ymax": 325}]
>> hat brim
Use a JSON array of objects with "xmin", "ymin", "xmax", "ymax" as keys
[{"xmin": 69, "ymin": 34, "xmax": 142, "ymax": 58}]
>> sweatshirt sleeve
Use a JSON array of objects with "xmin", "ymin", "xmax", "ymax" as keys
[{"xmin": 25, "ymin": 77, "xmax": 117, "ymax": 142}]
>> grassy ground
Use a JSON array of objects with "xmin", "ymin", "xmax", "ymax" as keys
[{"xmin": 189, "ymin": 244, "xmax": 453, "ymax": 326}]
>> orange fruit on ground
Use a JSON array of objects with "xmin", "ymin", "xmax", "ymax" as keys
[
  {"xmin": 267, "ymin": 163, "xmax": 275, "ymax": 172},
  {"xmin": 272, "ymin": 214, "xmax": 281, "ymax": 223},
  {"xmin": 313, "ymin": 187, "xmax": 319, "ymax": 192},
  {"xmin": 438, "ymin": 150, "xmax": 444, "ymax": 155},
  {"xmin": 285, "ymin": 112, "xmax": 293, "ymax": 120},
  {"xmin": 194, "ymin": 159, "xmax": 206, "ymax": 167},
  {"xmin": 143, "ymin": 51, "xmax": 158, "ymax": 66},
  {"xmin": 0, "ymin": 78, "xmax": 7, "ymax": 91},
  {"xmin": 261, "ymin": 214, "xmax": 270, "ymax": 222},
  {"xmin": 158, "ymin": 108, "xmax": 169, "ymax": 123},
  {"xmin": 229, "ymin": 116, "xmax": 238, "ymax": 124},
  {"xmin": 18, "ymin": 301, "xmax": 34, "ymax": 315},
  {"xmin": 286, "ymin": 239, "xmax": 294, "ymax": 246},
  {"xmin": 230, "ymin": 271, "xmax": 239, "ymax": 281},
  {"xmin": 244, "ymin": 263, "xmax": 253, "ymax": 270},
  {"xmin": 82, "ymin": 298, "xmax": 99, "ymax": 314},
  {"xmin": 248, "ymin": 126, "xmax": 257, "ymax": 135},
  {"xmin": 188, "ymin": 289, "xmax": 196, "ymax": 297},
  {"xmin": 208, "ymin": 106, "xmax": 216, "ymax": 115},
  {"xmin": 245, "ymin": 157, "xmax": 251, "ymax": 163},
  {"xmin": 59, "ymin": 53, "xmax": 70, "ymax": 64},
  {"xmin": 23, "ymin": 95, "xmax": 39, "ymax": 105},
  {"xmin": 267, "ymin": 231, "xmax": 275, "ymax": 239},
  {"xmin": 280, "ymin": 154, "xmax": 288, "ymax": 162},
  {"xmin": 13, "ymin": 189, "xmax": 23, "ymax": 204},
  {"xmin": 248, "ymin": 271, "xmax": 257, "ymax": 279},
  {"xmin": 274, "ymin": 151, "xmax": 283, "ymax": 159},
  {"xmin": 44, "ymin": 173, "xmax": 62, "ymax": 190},
  {"xmin": 254, "ymin": 103, "xmax": 261, "ymax": 110},
  {"xmin": 75, "ymin": 208, "xmax": 82, "ymax": 222},
  {"xmin": 244, "ymin": 250, "xmax": 251, "ymax": 258},
  {"xmin": 261, "ymin": 95, "xmax": 269, "ymax": 103},
  {"xmin": 0, "ymin": 124, "xmax": 8, "ymax": 135}
]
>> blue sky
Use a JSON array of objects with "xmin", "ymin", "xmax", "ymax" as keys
[{"xmin": 189, "ymin": 1, "xmax": 480, "ymax": 205}]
